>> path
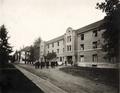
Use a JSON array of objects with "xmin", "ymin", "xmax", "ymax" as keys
[
  {"xmin": 16, "ymin": 64, "xmax": 118, "ymax": 93},
  {"xmin": 15, "ymin": 65, "xmax": 67, "ymax": 93}
]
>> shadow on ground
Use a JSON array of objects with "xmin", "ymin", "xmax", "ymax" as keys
[
  {"xmin": 60, "ymin": 66, "xmax": 119, "ymax": 89},
  {"xmin": 0, "ymin": 63, "xmax": 44, "ymax": 93}
]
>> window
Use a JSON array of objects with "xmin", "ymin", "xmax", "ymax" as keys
[
  {"xmin": 67, "ymin": 36, "xmax": 71, "ymax": 42},
  {"xmin": 57, "ymin": 49, "xmax": 59, "ymax": 53},
  {"xmin": 67, "ymin": 37, "xmax": 69, "ymax": 42},
  {"xmin": 57, "ymin": 42, "xmax": 59, "ymax": 46},
  {"xmin": 80, "ymin": 55, "xmax": 84, "ymax": 62},
  {"xmin": 67, "ymin": 45, "xmax": 69, "ymax": 51},
  {"xmin": 63, "ymin": 48, "xmax": 64, "ymax": 52},
  {"xmin": 93, "ymin": 41, "xmax": 97, "ymax": 49},
  {"xmin": 70, "ymin": 36, "xmax": 71, "ymax": 42},
  {"xmin": 52, "ymin": 43, "xmax": 54, "ymax": 47},
  {"xmin": 52, "ymin": 50, "xmax": 54, "ymax": 53},
  {"xmin": 93, "ymin": 30, "xmax": 97, "ymax": 37},
  {"xmin": 92, "ymin": 54, "xmax": 98, "ymax": 62},
  {"xmin": 0, "ymin": 39, "xmax": 1, "ymax": 44},
  {"xmin": 81, "ymin": 34, "xmax": 84, "ymax": 40},
  {"xmin": 69, "ymin": 45, "xmax": 71, "ymax": 51},
  {"xmin": 48, "ymin": 51, "xmax": 49, "ymax": 53},
  {"xmin": 67, "ymin": 45, "xmax": 72, "ymax": 51},
  {"xmin": 80, "ymin": 44, "xmax": 84, "ymax": 50},
  {"xmin": 48, "ymin": 45, "xmax": 49, "ymax": 48},
  {"xmin": 60, "ymin": 57, "xmax": 62, "ymax": 61}
]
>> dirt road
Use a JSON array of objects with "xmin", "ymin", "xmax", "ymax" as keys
[{"xmin": 17, "ymin": 64, "xmax": 118, "ymax": 93}]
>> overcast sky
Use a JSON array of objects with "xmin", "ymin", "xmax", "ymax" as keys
[{"xmin": 0, "ymin": 0, "xmax": 105, "ymax": 51}]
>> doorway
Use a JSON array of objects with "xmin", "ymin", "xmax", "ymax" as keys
[{"xmin": 67, "ymin": 56, "xmax": 72, "ymax": 64}]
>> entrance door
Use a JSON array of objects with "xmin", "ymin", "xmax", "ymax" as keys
[{"xmin": 67, "ymin": 56, "xmax": 72, "ymax": 64}]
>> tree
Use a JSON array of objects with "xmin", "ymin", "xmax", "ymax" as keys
[
  {"xmin": 29, "ymin": 46, "xmax": 36, "ymax": 62},
  {"xmin": 33, "ymin": 37, "xmax": 41, "ymax": 60},
  {"xmin": 0, "ymin": 25, "xmax": 12, "ymax": 64},
  {"xmin": 96, "ymin": 0, "xmax": 120, "ymax": 62},
  {"xmin": 20, "ymin": 37, "xmax": 41, "ymax": 63},
  {"xmin": 46, "ymin": 52, "xmax": 57, "ymax": 61}
]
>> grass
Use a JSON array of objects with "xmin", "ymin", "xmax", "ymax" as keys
[
  {"xmin": 60, "ymin": 66, "xmax": 119, "ymax": 89},
  {"xmin": 0, "ymin": 63, "xmax": 44, "ymax": 93}
]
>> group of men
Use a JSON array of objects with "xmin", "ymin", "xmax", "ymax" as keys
[{"xmin": 34, "ymin": 60, "xmax": 58, "ymax": 69}]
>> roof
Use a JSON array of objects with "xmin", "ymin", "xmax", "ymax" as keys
[
  {"xmin": 43, "ymin": 19, "xmax": 104, "ymax": 45},
  {"xmin": 21, "ymin": 46, "xmax": 30, "ymax": 52},
  {"xmin": 46, "ymin": 35, "xmax": 64, "ymax": 44},
  {"xmin": 76, "ymin": 19, "xmax": 104, "ymax": 34}
]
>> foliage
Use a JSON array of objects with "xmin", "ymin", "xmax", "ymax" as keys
[
  {"xmin": 34, "ymin": 37, "xmax": 41, "ymax": 47},
  {"xmin": 33, "ymin": 37, "xmax": 41, "ymax": 60},
  {"xmin": 29, "ymin": 46, "xmax": 36, "ymax": 62},
  {"xmin": 0, "ymin": 25, "xmax": 12, "ymax": 64},
  {"xmin": 96, "ymin": 0, "xmax": 120, "ymax": 62},
  {"xmin": 28, "ymin": 37, "xmax": 41, "ymax": 62},
  {"xmin": 45, "ymin": 52, "xmax": 57, "ymax": 60}
]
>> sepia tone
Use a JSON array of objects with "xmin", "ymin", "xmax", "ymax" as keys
[{"xmin": 0, "ymin": 0, "xmax": 119, "ymax": 93}]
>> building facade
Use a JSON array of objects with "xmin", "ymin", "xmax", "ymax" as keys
[{"xmin": 40, "ymin": 20, "xmax": 117, "ymax": 68}]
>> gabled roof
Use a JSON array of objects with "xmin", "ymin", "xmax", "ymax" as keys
[{"xmin": 76, "ymin": 19, "xmax": 104, "ymax": 34}]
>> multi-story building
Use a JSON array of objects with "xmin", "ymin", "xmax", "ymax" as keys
[
  {"xmin": 40, "ymin": 20, "xmax": 117, "ymax": 68},
  {"xmin": 40, "ymin": 35, "xmax": 65, "ymax": 62}
]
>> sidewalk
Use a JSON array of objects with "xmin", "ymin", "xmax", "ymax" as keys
[
  {"xmin": 16, "ymin": 64, "xmax": 118, "ymax": 93},
  {"xmin": 0, "ymin": 63, "xmax": 43, "ymax": 93},
  {"xmin": 15, "ymin": 65, "xmax": 67, "ymax": 93}
]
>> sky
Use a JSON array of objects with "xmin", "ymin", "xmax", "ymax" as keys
[{"xmin": 0, "ymin": 0, "xmax": 105, "ymax": 51}]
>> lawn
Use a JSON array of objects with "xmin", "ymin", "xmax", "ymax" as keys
[
  {"xmin": 60, "ymin": 66, "xmax": 119, "ymax": 89},
  {"xmin": 0, "ymin": 63, "xmax": 44, "ymax": 93}
]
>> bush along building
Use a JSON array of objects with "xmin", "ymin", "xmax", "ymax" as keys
[{"xmin": 40, "ymin": 20, "xmax": 118, "ymax": 68}]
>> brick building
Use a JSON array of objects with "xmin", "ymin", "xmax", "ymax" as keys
[{"xmin": 40, "ymin": 20, "xmax": 117, "ymax": 68}]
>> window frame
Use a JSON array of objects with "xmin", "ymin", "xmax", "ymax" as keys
[
  {"xmin": 93, "ymin": 29, "xmax": 98, "ymax": 37},
  {"xmin": 93, "ymin": 41, "xmax": 97, "ymax": 49},
  {"xmin": 52, "ymin": 43, "xmax": 54, "ymax": 47},
  {"xmin": 92, "ymin": 54, "xmax": 98, "ymax": 62},
  {"xmin": 80, "ymin": 44, "xmax": 84, "ymax": 50},
  {"xmin": 57, "ymin": 41, "xmax": 59, "ymax": 46},
  {"xmin": 57, "ymin": 49, "xmax": 59, "ymax": 53},
  {"xmin": 80, "ymin": 55, "xmax": 84, "ymax": 62},
  {"xmin": 81, "ymin": 34, "xmax": 84, "ymax": 40}
]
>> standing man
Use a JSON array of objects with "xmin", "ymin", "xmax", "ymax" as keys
[{"xmin": 65, "ymin": 61, "xmax": 67, "ymax": 66}]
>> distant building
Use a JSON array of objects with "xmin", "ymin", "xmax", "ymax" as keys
[
  {"xmin": 39, "ymin": 20, "xmax": 117, "ymax": 68},
  {"xmin": 14, "ymin": 47, "xmax": 30, "ymax": 64}
]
